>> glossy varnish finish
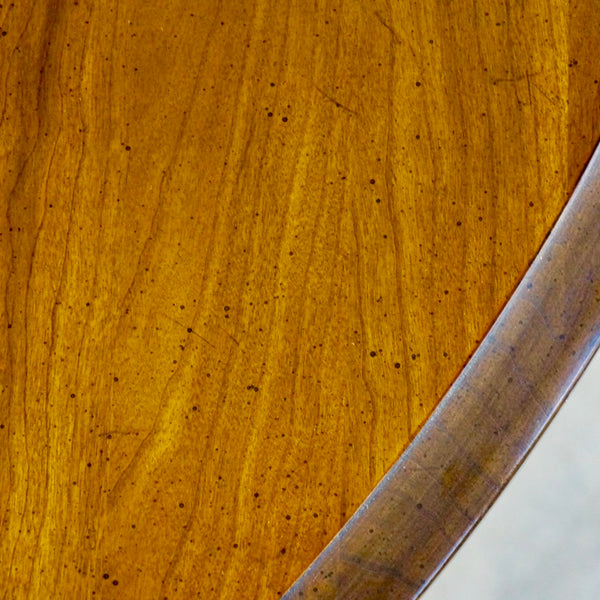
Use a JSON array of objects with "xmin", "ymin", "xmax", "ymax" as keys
[{"xmin": 0, "ymin": 2, "xmax": 599, "ymax": 598}]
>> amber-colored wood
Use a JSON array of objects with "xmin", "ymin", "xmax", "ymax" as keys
[
  {"xmin": 0, "ymin": 2, "xmax": 598, "ymax": 598},
  {"xmin": 283, "ymin": 141, "xmax": 600, "ymax": 599}
]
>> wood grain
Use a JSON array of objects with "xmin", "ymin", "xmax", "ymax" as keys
[
  {"xmin": 282, "ymin": 134, "xmax": 600, "ymax": 600},
  {"xmin": 0, "ymin": 1, "xmax": 599, "ymax": 598}
]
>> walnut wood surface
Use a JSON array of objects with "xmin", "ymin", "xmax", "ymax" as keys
[{"xmin": 1, "ymin": 2, "xmax": 599, "ymax": 599}]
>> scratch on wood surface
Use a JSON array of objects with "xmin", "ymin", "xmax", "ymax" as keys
[
  {"xmin": 314, "ymin": 86, "xmax": 357, "ymax": 115},
  {"xmin": 373, "ymin": 11, "xmax": 401, "ymax": 44}
]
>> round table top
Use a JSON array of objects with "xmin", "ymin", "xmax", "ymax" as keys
[{"xmin": 1, "ymin": 2, "xmax": 599, "ymax": 598}]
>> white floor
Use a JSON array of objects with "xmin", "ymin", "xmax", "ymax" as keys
[{"xmin": 422, "ymin": 349, "xmax": 600, "ymax": 600}]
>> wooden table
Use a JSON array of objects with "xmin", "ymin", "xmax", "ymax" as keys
[{"xmin": 1, "ymin": 2, "xmax": 599, "ymax": 598}]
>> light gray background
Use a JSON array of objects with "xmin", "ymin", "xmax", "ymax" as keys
[{"xmin": 422, "ymin": 349, "xmax": 600, "ymax": 600}]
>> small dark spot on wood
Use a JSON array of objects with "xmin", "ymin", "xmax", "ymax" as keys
[
  {"xmin": 394, "ymin": 362, "xmax": 401, "ymax": 368},
  {"xmin": 416, "ymin": 503, "xmax": 423, "ymax": 509},
  {"xmin": 370, "ymin": 351, "xmax": 377, "ymax": 357},
  {"xmin": 102, "ymin": 574, "xmax": 109, "ymax": 579},
  {"xmin": 125, "ymin": 145, "xmax": 131, "ymax": 151},
  {"xmin": 282, "ymin": 116, "xmax": 288, "ymax": 122}
]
